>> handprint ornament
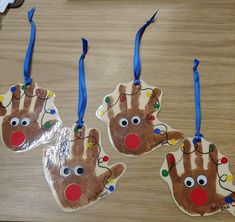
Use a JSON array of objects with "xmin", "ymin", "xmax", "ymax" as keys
[
  {"xmin": 96, "ymin": 12, "xmax": 183, "ymax": 156},
  {"xmin": 160, "ymin": 59, "xmax": 235, "ymax": 216},
  {"xmin": 0, "ymin": 8, "xmax": 61, "ymax": 152},
  {"xmin": 43, "ymin": 38, "xmax": 125, "ymax": 211}
]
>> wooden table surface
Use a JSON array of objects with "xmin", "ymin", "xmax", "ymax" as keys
[{"xmin": 0, "ymin": 0, "xmax": 235, "ymax": 221}]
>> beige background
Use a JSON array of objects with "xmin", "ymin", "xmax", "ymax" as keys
[{"xmin": 0, "ymin": 0, "xmax": 235, "ymax": 221}]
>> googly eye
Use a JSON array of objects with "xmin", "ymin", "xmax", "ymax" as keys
[
  {"xmin": 197, "ymin": 175, "xmax": 207, "ymax": 186},
  {"xmin": 60, "ymin": 166, "xmax": 71, "ymax": 177},
  {"xmin": 119, "ymin": 118, "xmax": 128, "ymax": 127},
  {"xmin": 74, "ymin": 166, "xmax": 84, "ymax": 176},
  {"xmin": 21, "ymin": 118, "xmax": 31, "ymax": 126},
  {"xmin": 131, "ymin": 116, "xmax": 141, "ymax": 125},
  {"xmin": 10, "ymin": 117, "xmax": 20, "ymax": 126},
  {"xmin": 184, "ymin": 176, "xmax": 195, "ymax": 188}
]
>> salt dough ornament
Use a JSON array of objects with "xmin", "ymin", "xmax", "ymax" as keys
[
  {"xmin": 161, "ymin": 59, "xmax": 235, "ymax": 216},
  {"xmin": 0, "ymin": 8, "xmax": 61, "ymax": 152},
  {"xmin": 96, "ymin": 11, "xmax": 183, "ymax": 156},
  {"xmin": 43, "ymin": 39, "xmax": 126, "ymax": 211}
]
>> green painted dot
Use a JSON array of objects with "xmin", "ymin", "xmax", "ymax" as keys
[
  {"xmin": 105, "ymin": 97, "xmax": 111, "ymax": 104},
  {"xmin": 153, "ymin": 102, "xmax": 160, "ymax": 109},
  {"xmin": 162, "ymin": 169, "xmax": 169, "ymax": 177},
  {"xmin": 22, "ymin": 85, "xmax": 27, "ymax": 91},
  {"xmin": 43, "ymin": 121, "xmax": 52, "ymax": 129},
  {"xmin": 74, "ymin": 127, "xmax": 78, "ymax": 133},
  {"xmin": 209, "ymin": 144, "xmax": 215, "ymax": 152}
]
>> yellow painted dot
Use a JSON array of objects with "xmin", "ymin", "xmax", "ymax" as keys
[
  {"xmin": 86, "ymin": 142, "xmax": 94, "ymax": 148},
  {"xmin": 0, "ymin": 95, "xmax": 4, "ymax": 102},
  {"xmin": 99, "ymin": 110, "xmax": 105, "ymax": 117},
  {"xmin": 226, "ymin": 175, "xmax": 233, "ymax": 183},
  {"xmin": 48, "ymin": 91, "xmax": 55, "ymax": 98},
  {"xmin": 107, "ymin": 178, "xmax": 114, "ymax": 184},
  {"xmin": 146, "ymin": 91, "xmax": 152, "ymax": 97},
  {"xmin": 169, "ymin": 139, "xmax": 177, "ymax": 146}
]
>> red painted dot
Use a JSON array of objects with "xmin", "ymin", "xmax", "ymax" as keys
[
  {"xmin": 166, "ymin": 153, "xmax": 175, "ymax": 163},
  {"xmin": 10, "ymin": 131, "xmax": 26, "ymax": 148},
  {"xmin": 190, "ymin": 188, "xmax": 208, "ymax": 206},
  {"xmin": 120, "ymin": 95, "xmax": 126, "ymax": 102},
  {"xmin": 103, "ymin": 155, "xmax": 109, "ymax": 162},
  {"xmin": 148, "ymin": 115, "xmax": 155, "ymax": 121},
  {"xmin": 64, "ymin": 184, "xmax": 81, "ymax": 202},
  {"xmin": 221, "ymin": 157, "xmax": 228, "ymax": 164},
  {"xmin": 124, "ymin": 133, "xmax": 141, "ymax": 150}
]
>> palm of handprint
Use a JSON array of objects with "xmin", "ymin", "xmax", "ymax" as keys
[
  {"xmin": 97, "ymin": 81, "xmax": 183, "ymax": 155},
  {"xmin": 161, "ymin": 138, "xmax": 235, "ymax": 216},
  {"xmin": 0, "ymin": 81, "xmax": 61, "ymax": 152},
  {"xmin": 43, "ymin": 125, "xmax": 125, "ymax": 211}
]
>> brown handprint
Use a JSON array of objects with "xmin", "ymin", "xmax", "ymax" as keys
[
  {"xmin": 0, "ymin": 81, "xmax": 61, "ymax": 152},
  {"xmin": 161, "ymin": 138, "xmax": 235, "ymax": 216},
  {"xmin": 43, "ymin": 125, "xmax": 126, "ymax": 211},
  {"xmin": 97, "ymin": 80, "xmax": 183, "ymax": 155}
]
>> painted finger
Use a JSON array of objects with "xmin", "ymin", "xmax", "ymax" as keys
[
  {"xmin": 118, "ymin": 85, "xmax": 127, "ymax": 112},
  {"xmin": 145, "ymin": 87, "xmax": 161, "ymax": 112},
  {"xmin": 131, "ymin": 83, "xmax": 141, "ymax": 109},
  {"xmin": 11, "ymin": 84, "xmax": 21, "ymax": 112}
]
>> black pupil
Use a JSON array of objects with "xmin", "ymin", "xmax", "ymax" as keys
[
  {"xmin": 199, "ymin": 179, "xmax": 204, "ymax": 185},
  {"xmin": 22, "ymin": 121, "xmax": 27, "ymax": 125},
  {"xmin": 133, "ymin": 118, "xmax": 139, "ymax": 124},
  {"xmin": 186, "ymin": 181, "xmax": 192, "ymax": 186},
  {"xmin": 77, "ymin": 167, "xmax": 84, "ymax": 175},
  {"xmin": 63, "ymin": 168, "xmax": 70, "ymax": 175},
  {"xmin": 122, "ymin": 120, "xmax": 127, "ymax": 126},
  {"xmin": 12, "ymin": 121, "xmax": 17, "ymax": 125}
]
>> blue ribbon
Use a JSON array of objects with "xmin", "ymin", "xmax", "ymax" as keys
[
  {"xmin": 23, "ymin": 7, "xmax": 36, "ymax": 85},
  {"xmin": 193, "ymin": 59, "xmax": 203, "ymax": 142},
  {"xmin": 133, "ymin": 10, "xmax": 158, "ymax": 85},
  {"xmin": 77, "ymin": 38, "xmax": 88, "ymax": 129}
]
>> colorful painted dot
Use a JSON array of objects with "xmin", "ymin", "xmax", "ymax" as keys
[
  {"xmin": 146, "ymin": 91, "xmax": 152, "ymax": 97},
  {"xmin": 86, "ymin": 142, "xmax": 94, "ymax": 148},
  {"xmin": 148, "ymin": 115, "xmax": 155, "ymax": 121},
  {"xmin": 225, "ymin": 196, "xmax": 233, "ymax": 204},
  {"xmin": 209, "ymin": 144, "xmax": 215, "ymax": 152},
  {"xmin": 0, "ymin": 95, "xmax": 4, "ymax": 102},
  {"xmin": 43, "ymin": 121, "xmax": 52, "ymax": 129},
  {"xmin": 103, "ymin": 155, "xmax": 109, "ymax": 162},
  {"xmin": 166, "ymin": 153, "xmax": 175, "ymax": 163},
  {"xmin": 74, "ymin": 127, "xmax": 78, "ymax": 133},
  {"xmin": 10, "ymin": 86, "xmax": 16, "ymax": 92},
  {"xmin": 154, "ymin": 128, "xmax": 161, "ymax": 134},
  {"xmin": 99, "ymin": 110, "xmax": 105, "ymax": 117},
  {"xmin": 161, "ymin": 169, "xmax": 169, "ymax": 177},
  {"xmin": 50, "ymin": 109, "xmax": 56, "ymax": 115},
  {"xmin": 109, "ymin": 185, "xmax": 115, "ymax": 192},
  {"xmin": 221, "ymin": 157, "xmax": 228, "ymax": 164},
  {"xmin": 169, "ymin": 139, "xmax": 177, "ymax": 146},
  {"xmin": 153, "ymin": 102, "xmax": 160, "ymax": 109},
  {"xmin": 107, "ymin": 178, "xmax": 114, "ymax": 184},
  {"xmin": 105, "ymin": 97, "xmax": 111, "ymax": 104},
  {"xmin": 120, "ymin": 95, "xmax": 126, "ymax": 102},
  {"xmin": 48, "ymin": 91, "xmax": 55, "ymax": 98},
  {"xmin": 226, "ymin": 175, "xmax": 233, "ymax": 183},
  {"xmin": 22, "ymin": 85, "xmax": 27, "ymax": 91}
]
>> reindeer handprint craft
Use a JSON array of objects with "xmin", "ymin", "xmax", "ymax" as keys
[
  {"xmin": 96, "ymin": 80, "xmax": 183, "ymax": 156},
  {"xmin": 43, "ymin": 124, "xmax": 125, "ymax": 211},
  {"xmin": 161, "ymin": 137, "xmax": 235, "ymax": 216}
]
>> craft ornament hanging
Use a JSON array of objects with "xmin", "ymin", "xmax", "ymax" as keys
[
  {"xmin": 43, "ymin": 39, "xmax": 126, "ymax": 211},
  {"xmin": 96, "ymin": 11, "xmax": 183, "ymax": 156},
  {"xmin": 0, "ymin": 8, "xmax": 61, "ymax": 152},
  {"xmin": 160, "ymin": 59, "xmax": 235, "ymax": 216}
]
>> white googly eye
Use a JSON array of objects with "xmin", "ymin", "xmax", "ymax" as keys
[
  {"xmin": 21, "ymin": 118, "xmax": 31, "ymax": 126},
  {"xmin": 10, "ymin": 117, "xmax": 20, "ymax": 126},
  {"xmin": 119, "ymin": 118, "xmax": 128, "ymax": 127},
  {"xmin": 131, "ymin": 116, "xmax": 141, "ymax": 125},
  {"xmin": 74, "ymin": 166, "xmax": 84, "ymax": 176},
  {"xmin": 60, "ymin": 166, "xmax": 71, "ymax": 177},
  {"xmin": 197, "ymin": 175, "xmax": 207, "ymax": 186},
  {"xmin": 184, "ymin": 176, "xmax": 195, "ymax": 188}
]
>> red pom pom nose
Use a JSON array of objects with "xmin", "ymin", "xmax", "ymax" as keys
[
  {"xmin": 10, "ymin": 131, "xmax": 26, "ymax": 148},
  {"xmin": 124, "ymin": 133, "xmax": 141, "ymax": 150},
  {"xmin": 190, "ymin": 188, "xmax": 208, "ymax": 206},
  {"xmin": 64, "ymin": 184, "xmax": 82, "ymax": 202}
]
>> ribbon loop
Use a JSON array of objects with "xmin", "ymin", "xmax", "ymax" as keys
[
  {"xmin": 23, "ymin": 7, "xmax": 36, "ymax": 85},
  {"xmin": 77, "ymin": 38, "xmax": 88, "ymax": 129},
  {"xmin": 133, "ymin": 10, "xmax": 158, "ymax": 85},
  {"xmin": 193, "ymin": 58, "xmax": 203, "ymax": 143}
]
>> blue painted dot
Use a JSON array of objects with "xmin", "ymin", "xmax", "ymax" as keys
[
  {"xmin": 154, "ymin": 128, "xmax": 161, "ymax": 134},
  {"xmin": 193, "ymin": 137, "xmax": 201, "ymax": 144},
  {"xmin": 50, "ymin": 109, "xmax": 56, "ymax": 115},
  {"xmin": 225, "ymin": 196, "xmax": 233, "ymax": 204},
  {"xmin": 10, "ymin": 86, "xmax": 16, "ymax": 92},
  {"xmin": 109, "ymin": 185, "xmax": 115, "ymax": 192}
]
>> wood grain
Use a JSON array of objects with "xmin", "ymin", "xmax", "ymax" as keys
[{"xmin": 0, "ymin": 0, "xmax": 235, "ymax": 221}]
